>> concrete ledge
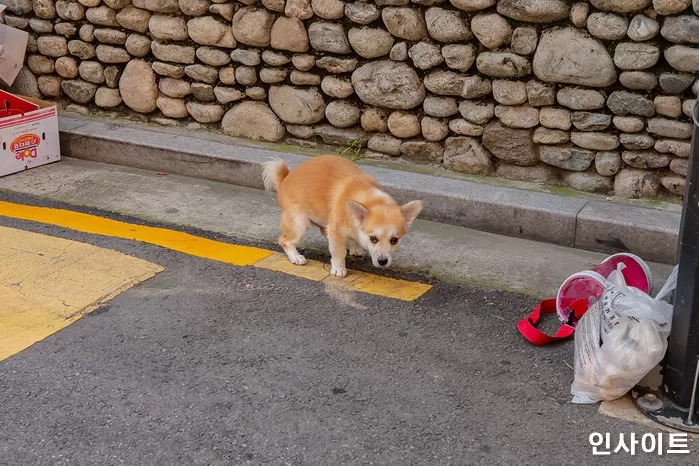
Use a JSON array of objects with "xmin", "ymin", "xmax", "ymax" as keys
[
  {"xmin": 58, "ymin": 116, "xmax": 681, "ymax": 263},
  {"xmin": 576, "ymin": 201, "xmax": 680, "ymax": 264}
]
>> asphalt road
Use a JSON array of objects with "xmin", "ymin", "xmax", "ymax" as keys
[{"xmin": 0, "ymin": 194, "xmax": 692, "ymax": 465}]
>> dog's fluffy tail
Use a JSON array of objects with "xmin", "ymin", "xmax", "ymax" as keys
[{"xmin": 262, "ymin": 158, "xmax": 289, "ymax": 192}]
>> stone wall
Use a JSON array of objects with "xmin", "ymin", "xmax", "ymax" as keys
[{"xmin": 3, "ymin": 0, "xmax": 698, "ymax": 199}]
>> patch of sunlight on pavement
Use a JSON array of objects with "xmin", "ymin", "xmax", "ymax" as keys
[
  {"xmin": 599, "ymin": 396, "xmax": 697, "ymax": 438},
  {"xmin": 0, "ymin": 226, "xmax": 164, "ymax": 361}
]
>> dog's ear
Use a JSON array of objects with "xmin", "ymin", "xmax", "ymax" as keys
[
  {"xmin": 401, "ymin": 200, "xmax": 423, "ymax": 229},
  {"xmin": 346, "ymin": 200, "xmax": 368, "ymax": 224}
]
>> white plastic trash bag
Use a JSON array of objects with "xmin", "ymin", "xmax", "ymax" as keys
[{"xmin": 570, "ymin": 264, "xmax": 678, "ymax": 404}]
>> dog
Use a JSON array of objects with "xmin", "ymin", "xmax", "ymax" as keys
[{"xmin": 263, "ymin": 155, "xmax": 423, "ymax": 278}]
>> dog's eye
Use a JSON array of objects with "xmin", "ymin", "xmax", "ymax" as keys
[
  {"xmin": 390, "ymin": 237, "xmax": 398, "ymax": 245},
  {"xmin": 370, "ymin": 236, "xmax": 378, "ymax": 244}
]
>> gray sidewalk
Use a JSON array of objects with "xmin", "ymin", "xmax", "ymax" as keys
[
  {"xmin": 57, "ymin": 114, "xmax": 681, "ymax": 264},
  {"xmin": 0, "ymin": 158, "xmax": 674, "ymax": 298}
]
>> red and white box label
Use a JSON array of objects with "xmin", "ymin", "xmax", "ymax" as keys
[{"xmin": 0, "ymin": 90, "xmax": 60, "ymax": 178}]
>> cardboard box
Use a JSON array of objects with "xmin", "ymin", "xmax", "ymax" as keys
[
  {"xmin": 0, "ymin": 91, "xmax": 60, "ymax": 177},
  {"xmin": 0, "ymin": 22, "xmax": 29, "ymax": 87}
]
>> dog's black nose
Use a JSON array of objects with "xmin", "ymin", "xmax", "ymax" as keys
[{"xmin": 378, "ymin": 258, "xmax": 388, "ymax": 266}]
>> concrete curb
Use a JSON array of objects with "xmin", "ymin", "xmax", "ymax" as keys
[{"xmin": 58, "ymin": 116, "xmax": 681, "ymax": 264}]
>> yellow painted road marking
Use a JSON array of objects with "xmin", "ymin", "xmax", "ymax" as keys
[
  {"xmin": 0, "ymin": 226, "xmax": 163, "ymax": 361},
  {"xmin": 0, "ymin": 200, "xmax": 271, "ymax": 266},
  {"xmin": 255, "ymin": 252, "xmax": 430, "ymax": 302},
  {"xmin": 0, "ymin": 200, "xmax": 432, "ymax": 301}
]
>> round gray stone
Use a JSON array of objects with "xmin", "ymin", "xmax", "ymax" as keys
[
  {"xmin": 482, "ymin": 122, "xmax": 538, "ymax": 166},
  {"xmin": 449, "ymin": 119, "xmax": 484, "ymax": 136},
  {"xmin": 116, "ymin": 7, "xmax": 150, "ymax": 33},
  {"xmin": 268, "ymin": 85, "xmax": 326, "ymax": 124},
  {"xmin": 196, "ymin": 47, "xmax": 231, "ymax": 67},
  {"xmin": 571, "ymin": 132, "xmax": 620, "ymax": 150},
  {"xmin": 661, "ymin": 15, "xmax": 699, "ymax": 44},
  {"xmin": 308, "ymin": 22, "xmax": 350, "ymax": 54},
  {"xmin": 587, "ymin": 12, "xmax": 628, "ymax": 40},
  {"xmin": 348, "ymin": 27, "xmax": 395, "ymax": 59},
  {"xmin": 119, "ymin": 60, "xmax": 157, "ymax": 113},
  {"xmin": 653, "ymin": 0, "xmax": 692, "ymax": 15},
  {"xmin": 320, "ymin": 76, "xmax": 354, "ymax": 98},
  {"xmin": 387, "ymin": 111, "xmax": 421, "ymax": 138},
  {"xmin": 646, "ymin": 117, "xmax": 692, "ymax": 139},
  {"xmin": 408, "ymin": 42, "xmax": 444, "ymax": 69},
  {"xmin": 564, "ymin": 172, "xmax": 614, "ymax": 193},
  {"xmin": 382, "ymin": 7, "xmax": 428, "ymax": 41},
  {"xmin": 613, "ymin": 116, "xmax": 645, "ymax": 132},
  {"xmin": 627, "ymin": 14, "xmax": 659, "ymax": 41},
  {"xmin": 222, "ymin": 102, "xmax": 285, "ymax": 142},
  {"xmin": 614, "ymin": 169, "xmax": 660, "ymax": 198},
  {"xmin": 595, "ymin": 151, "xmax": 621, "ymax": 176},
  {"xmin": 570, "ymin": 112, "xmax": 612, "ymax": 131},
  {"xmin": 492, "ymin": 80, "xmax": 527, "ymax": 105},
  {"xmin": 443, "ymin": 137, "xmax": 494, "ymax": 175},
  {"xmin": 425, "ymin": 7, "xmax": 471, "ymax": 42},
  {"xmin": 620, "ymin": 133, "xmax": 655, "ymax": 150},
  {"xmin": 540, "ymin": 146, "xmax": 595, "ymax": 171},
  {"xmin": 539, "ymin": 108, "xmax": 571, "ymax": 130},
  {"xmin": 511, "ymin": 26, "xmax": 538, "ymax": 55},
  {"xmin": 56, "ymin": 0, "xmax": 85, "ymax": 20},
  {"xmin": 476, "ymin": 52, "xmax": 530, "ymax": 78},
  {"xmin": 471, "ymin": 13, "xmax": 512, "ymax": 49},
  {"xmin": 345, "ymin": 2, "xmax": 380, "ymax": 24},
  {"xmin": 125, "ymin": 34, "xmax": 151, "ymax": 57},
  {"xmin": 441, "ymin": 44, "xmax": 476, "ymax": 71},
  {"xmin": 351, "ymin": 61, "xmax": 426, "ymax": 110},
  {"xmin": 449, "ymin": 0, "xmax": 496, "ymax": 11},
  {"xmin": 619, "ymin": 71, "xmax": 658, "ymax": 90},
  {"xmin": 61, "ymin": 79, "xmax": 98, "ymax": 104},
  {"xmin": 459, "ymin": 100, "xmax": 494, "ymax": 124},
  {"xmin": 590, "ymin": 0, "xmax": 651, "ymax": 12},
  {"xmin": 533, "ymin": 27, "xmax": 616, "ymax": 87},
  {"xmin": 665, "ymin": 45, "xmax": 699, "ymax": 72},
  {"xmin": 557, "ymin": 88, "xmax": 606, "ymax": 110},
  {"xmin": 421, "ymin": 116, "xmax": 450, "ymax": 142},
  {"xmin": 658, "ymin": 73, "xmax": 694, "ymax": 94},
  {"xmin": 95, "ymin": 87, "xmax": 122, "ymax": 108},
  {"xmin": 423, "ymin": 96, "xmax": 458, "ymax": 117},
  {"xmin": 78, "ymin": 60, "xmax": 105, "ymax": 84},
  {"xmin": 613, "ymin": 42, "xmax": 660, "ymax": 70},
  {"xmin": 607, "ymin": 90, "xmax": 655, "ymax": 117},
  {"xmin": 496, "ymin": 0, "xmax": 569, "ymax": 22},
  {"xmin": 622, "ymin": 150, "xmax": 671, "ymax": 169},
  {"xmin": 570, "ymin": 3, "xmax": 589, "ymax": 27}
]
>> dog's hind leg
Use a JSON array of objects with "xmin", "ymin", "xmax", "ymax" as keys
[
  {"xmin": 347, "ymin": 238, "xmax": 365, "ymax": 257},
  {"xmin": 328, "ymin": 228, "xmax": 348, "ymax": 277},
  {"xmin": 279, "ymin": 210, "xmax": 309, "ymax": 265},
  {"xmin": 310, "ymin": 220, "xmax": 328, "ymax": 239}
]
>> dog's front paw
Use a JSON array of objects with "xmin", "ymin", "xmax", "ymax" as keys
[
  {"xmin": 287, "ymin": 252, "xmax": 307, "ymax": 265},
  {"xmin": 348, "ymin": 245, "xmax": 365, "ymax": 257},
  {"xmin": 330, "ymin": 264, "xmax": 347, "ymax": 278}
]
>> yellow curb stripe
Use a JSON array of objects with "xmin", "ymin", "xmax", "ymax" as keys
[
  {"xmin": 255, "ymin": 252, "xmax": 431, "ymax": 302},
  {"xmin": 0, "ymin": 200, "xmax": 272, "ymax": 266},
  {"xmin": 0, "ymin": 201, "xmax": 432, "ymax": 302},
  {"xmin": 0, "ymin": 226, "xmax": 163, "ymax": 361}
]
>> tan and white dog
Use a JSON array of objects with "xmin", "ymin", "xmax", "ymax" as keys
[{"xmin": 263, "ymin": 155, "xmax": 423, "ymax": 277}]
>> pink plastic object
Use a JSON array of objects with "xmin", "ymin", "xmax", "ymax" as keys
[{"xmin": 556, "ymin": 253, "xmax": 653, "ymax": 323}]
